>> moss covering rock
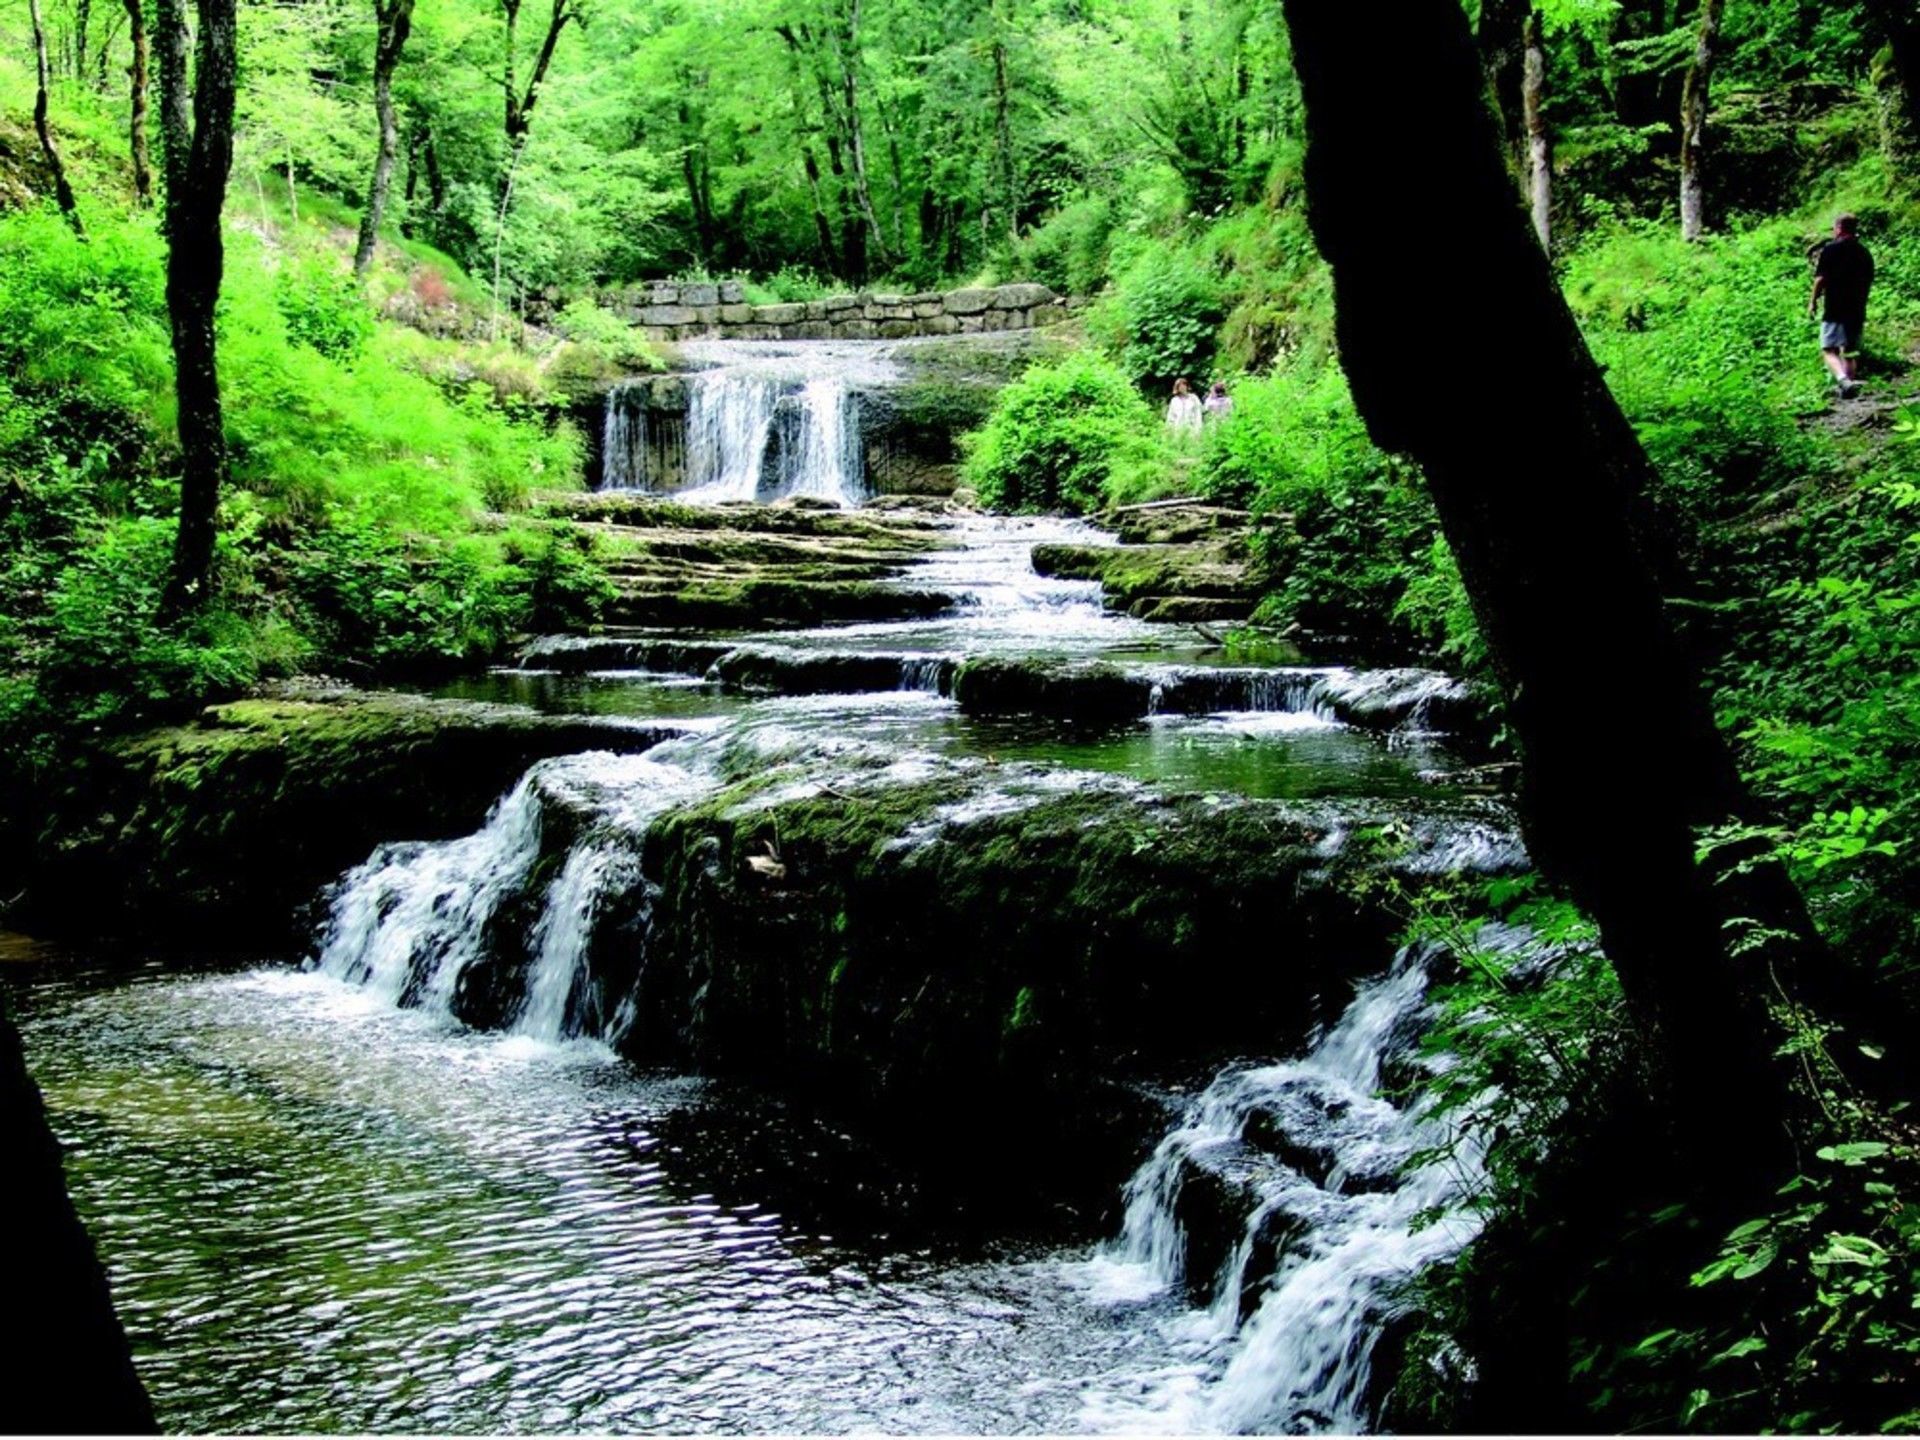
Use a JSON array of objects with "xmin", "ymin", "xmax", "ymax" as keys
[{"xmin": 10, "ymin": 683, "xmax": 687, "ymax": 944}]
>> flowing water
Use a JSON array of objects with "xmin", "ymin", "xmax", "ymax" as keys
[
  {"xmin": 12, "ymin": 349, "xmax": 1522, "ymax": 1433},
  {"xmin": 602, "ymin": 342, "xmax": 901, "ymax": 504}
]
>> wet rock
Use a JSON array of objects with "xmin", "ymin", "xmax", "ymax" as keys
[
  {"xmin": 14, "ymin": 685, "xmax": 686, "ymax": 945},
  {"xmin": 604, "ymin": 576, "xmax": 954, "ymax": 630},
  {"xmin": 948, "ymin": 657, "xmax": 1151, "ymax": 724},
  {"xmin": 1171, "ymin": 1139, "xmax": 1269, "ymax": 1306}
]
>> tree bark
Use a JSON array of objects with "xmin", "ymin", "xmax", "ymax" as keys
[
  {"xmin": 157, "ymin": 0, "xmax": 238, "ymax": 613},
  {"xmin": 1522, "ymin": 9, "xmax": 1550, "ymax": 252},
  {"xmin": 1477, "ymin": 0, "xmax": 1529, "ymax": 164},
  {"xmin": 29, "ymin": 0, "xmax": 84, "ymax": 234},
  {"xmin": 124, "ymin": 0, "xmax": 152, "ymax": 205},
  {"xmin": 1863, "ymin": 0, "xmax": 1920, "ymax": 152},
  {"xmin": 777, "ymin": 24, "xmax": 841, "ymax": 276},
  {"xmin": 73, "ymin": 0, "xmax": 91, "ymax": 82},
  {"xmin": 354, "ymin": 0, "xmax": 415, "ymax": 277},
  {"xmin": 1278, "ymin": 0, "xmax": 1830, "ymax": 1181},
  {"xmin": 1678, "ymin": 0, "xmax": 1725, "ymax": 242}
]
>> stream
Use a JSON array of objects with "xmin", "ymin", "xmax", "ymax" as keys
[{"xmin": 7, "ymin": 356, "xmax": 1515, "ymax": 1434}]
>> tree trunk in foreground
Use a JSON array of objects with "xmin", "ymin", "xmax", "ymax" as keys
[
  {"xmin": 0, "ymin": 993, "xmax": 156, "ymax": 1432},
  {"xmin": 354, "ymin": 0, "xmax": 415, "ymax": 277},
  {"xmin": 29, "ymin": 0, "xmax": 84, "ymax": 234},
  {"xmin": 125, "ymin": 0, "xmax": 152, "ymax": 206},
  {"xmin": 1278, "ymin": 0, "xmax": 1831, "ymax": 1180},
  {"xmin": 157, "ymin": 0, "xmax": 238, "ymax": 612},
  {"xmin": 1678, "ymin": 0, "xmax": 1725, "ymax": 242}
]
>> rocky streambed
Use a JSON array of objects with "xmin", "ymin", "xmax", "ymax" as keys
[{"xmin": 7, "ymin": 498, "xmax": 1523, "ymax": 1433}]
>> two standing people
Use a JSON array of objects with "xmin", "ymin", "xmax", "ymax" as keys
[
  {"xmin": 1164, "ymin": 379, "xmax": 1232, "ymax": 435},
  {"xmin": 1810, "ymin": 213, "xmax": 1874, "ymax": 400}
]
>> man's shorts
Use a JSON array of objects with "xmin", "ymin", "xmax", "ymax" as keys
[{"xmin": 1821, "ymin": 319, "xmax": 1863, "ymax": 351}]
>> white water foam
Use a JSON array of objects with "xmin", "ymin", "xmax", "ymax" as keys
[{"xmin": 1068, "ymin": 943, "xmax": 1489, "ymax": 1434}]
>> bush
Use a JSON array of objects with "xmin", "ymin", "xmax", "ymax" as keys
[
  {"xmin": 274, "ymin": 250, "xmax": 375, "ymax": 362},
  {"xmin": 1017, "ymin": 195, "xmax": 1118, "ymax": 298},
  {"xmin": 962, "ymin": 351, "xmax": 1164, "ymax": 514},
  {"xmin": 1107, "ymin": 242, "xmax": 1226, "ymax": 392}
]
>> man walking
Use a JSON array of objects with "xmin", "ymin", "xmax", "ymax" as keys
[{"xmin": 1809, "ymin": 213, "xmax": 1874, "ymax": 399}]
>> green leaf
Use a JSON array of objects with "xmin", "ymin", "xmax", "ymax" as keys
[{"xmin": 1816, "ymin": 1141, "xmax": 1891, "ymax": 1166}]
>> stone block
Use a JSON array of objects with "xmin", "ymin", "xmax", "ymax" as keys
[
  {"xmin": 680, "ymin": 283, "xmax": 719, "ymax": 307},
  {"xmin": 834, "ymin": 318, "xmax": 878, "ymax": 339},
  {"xmin": 877, "ymin": 318, "xmax": 917, "ymax": 339},
  {"xmin": 719, "ymin": 303, "xmax": 754, "ymax": 324},
  {"xmin": 693, "ymin": 305, "xmax": 721, "ymax": 326},
  {"xmin": 752, "ymin": 302, "xmax": 807, "ymax": 325},
  {"xmin": 647, "ymin": 281, "xmax": 680, "ymax": 305},
  {"xmin": 944, "ymin": 287, "xmax": 995, "ymax": 315},
  {"xmin": 719, "ymin": 280, "xmax": 746, "ymax": 304},
  {"xmin": 913, "ymin": 301, "xmax": 945, "ymax": 319},
  {"xmin": 957, "ymin": 313, "xmax": 985, "ymax": 333},
  {"xmin": 1032, "ymin": 303, "xmax": 1070, "ymax": 327},
  {"xmin": 640, "ymin": 304, "xmax": 700, "ymax": 327},
  {"xmin": 794, "ymin": 320, "xmax": 834, "ymax": 340},
  {"xmin": 871, "ymin": 292, "xmax": 906, "ymax": 307},
  {"xmin": 824, "ymin": 294, "xmax": 861, "ymax": 313},
  {"xmin": 804, "ymin": 301, "xmax": 829, "ymax": 321},
  {"xmin": 862, "ymin": 303, "xmax": 889, "ymax": 321},
  {"xmin": 640, "ymin": 326, "xmax": 676, "ymax": 344},
  {"xmin": 882, "ymin": 304, "xmax": 914, "ymax": 321},
  {"xmin": 991, "ymin": 282, "xmax": 1054, "ymax": 309},
  {"xmin": 981, "ymin": 308, "xmax": 1012, "ymax": 331},
  {"xmin": 741, "ymin": 324, "xmax": 780, "ymax": 341},
  {"xmin": 717, "ymin": 324, "xmax": 751, "ymax": 341},
  {"xmin": 922, "ymin": 313, "xmax": 961, "ymax": 335},
  {"xmin": 905, "ymin": 291, "xmax": 942, "ymax": 306}
]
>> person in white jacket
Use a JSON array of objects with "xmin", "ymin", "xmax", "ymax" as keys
[{"xmin": 1165, "ymin": 377, "xmax": 1203, "ymax": 434}]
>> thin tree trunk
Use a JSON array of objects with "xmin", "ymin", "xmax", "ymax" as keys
[
  {"xmin": 73, "ymin": 0, "xmax": 91, "ymax": 82},
  {"xmin": 777, "ymin": 24, "xmax": 842, "ymax": 277},
  {"xmin": 29, "ymin": 0, "xmax": 84, "ymax": 234},
  {"xmin": 354, "ymin": 0, "xmax": 414, "ymax": 277},
  {"xmin": 1523, "ymin": 9, "xmax": 1551, "ymax": 252},
  {"xmin": 1279, "ymin": 0, "xmax": 1832, "ymax": 1185},
  {"xmin": 1678, "ymin": 0, "xmax": 1724, "ymax": 242},
  {"xmin": 157, "ymin": 0, "xmax": 238, "ymax": 613},
  {"xmin": 992, "ymin": 34, "xmax": 1017, "ymax": 246},
  {"xmin": 124, "ymin": 0, "xmax": 152, "ymax": 205},
  {"xmin": 836, "ymin": 0, "xmax": 888, "ymax": 273}
]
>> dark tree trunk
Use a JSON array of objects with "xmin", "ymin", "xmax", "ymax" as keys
[
  {"xmin": 124, "ymin": 0, "xmax": 152, "ymax": 205},
  {"xmin": 1864, "ymin": 0, "xmax": 1920, "ymax": 164},
  {"xmin": 1523, "ymin": 9, "xmax": 1551, "ymax": 251},
  {"xmin": 157, "ymin": 0, "xmax": 238, "ymax": 613},
  {"xmin": 0, "ymin": 994, "xmax": 157, "ymax": 1433},
  {"xmin": 1477, "ymin": 0, "xmax": 1529, "ymax": 163},
  {"xmin": 354, "ymin": 0, "xmax": 415, "ymax": 277},
  {"xmin": 1678, "ymin": 0, "xmax": 1725, "ymax": 241},
  {"xmin": 992, "ymin": 35, "xmax": 1018, "ymax": 246},
  {"xmin": 1278, "ymin": 0, "xmax": 1829, "ymax": 1181},
  {"xmin": 73, "ymin": 0, "xmax": 91, "ymax": 82},
  {"xmin": 29, "ymin": 0, "xmax": 84, "ymax": 234}
]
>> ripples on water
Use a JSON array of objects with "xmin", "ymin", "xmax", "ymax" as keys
[{"xmin": 15, "ymin": 960, "xmax": 1223, "ymax": 1434}]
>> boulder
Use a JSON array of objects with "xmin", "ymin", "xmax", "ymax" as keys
[
  {"xmin": 640, "ymin": 304, "xmax": 700, "ymax": 327},
  {"xmin": 751, "ymin": 302, "xmax": 807, "ymax": 325},
  {"xmin": 991, "ymin": 282, "xmax": 1054, "ymax": 309}
]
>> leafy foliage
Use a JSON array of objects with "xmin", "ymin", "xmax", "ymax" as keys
[{"xmin": 961, "ymin": 351, "xmax": 1162, "ymax": 514}]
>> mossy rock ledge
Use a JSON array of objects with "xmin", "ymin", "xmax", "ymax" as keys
[
  {"xmin": 435, "ymin": 757, "xmax": 1524, "ymax": 1174},
  {"xmin": 10, "ymin": 683, "xmax": 688, "ymax": 944}
]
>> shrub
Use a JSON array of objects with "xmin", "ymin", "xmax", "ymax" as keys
[
  {"xmin": 1107, "ymin": 242, "xmax": 1226, "ymax": 392},
  {"xmin": 274, "ymin": 250, "xmax": 375, "ymax": 362},
  {"xmin": 962, "ymin": 351, "xmax": 1163, "ymax": 514}
]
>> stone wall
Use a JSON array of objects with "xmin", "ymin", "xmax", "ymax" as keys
[{"xmin": 598, "ymin": 280, "xmax": 1070, "ymax": 344}]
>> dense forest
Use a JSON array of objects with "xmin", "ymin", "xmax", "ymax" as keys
[{"xmin": 3, "ymin": 0, "xmax": 1920, "ymax": 1433}]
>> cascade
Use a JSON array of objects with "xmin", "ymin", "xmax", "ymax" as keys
[{"xmin": 600, "ymin": 342, "xmax": 895, "ymax": 505}]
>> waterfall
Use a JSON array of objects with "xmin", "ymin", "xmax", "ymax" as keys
[
  {"xmin": 601, "ymin": 384, "xmax": 650, "ymax": 491},
  {"xmin": 312, "ymin": 749, "xmax": 714, "ymax": 1045},
  {"xmin": 1077, "ymin": 941, "xmax": 1490, "ymax": 1434},
  {"xmin": 602, "ymin": 341, "xmax": 890, "ymax": 505}
]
